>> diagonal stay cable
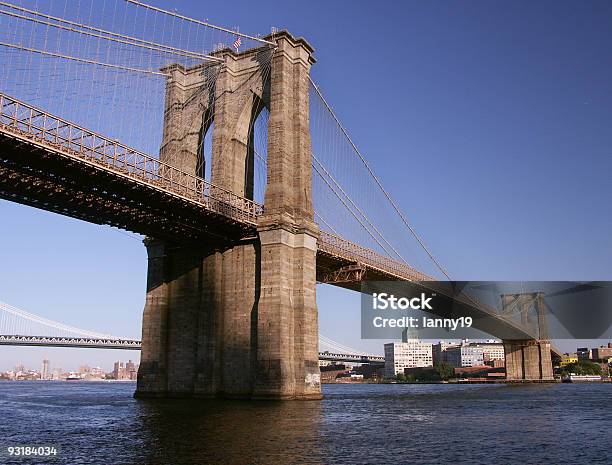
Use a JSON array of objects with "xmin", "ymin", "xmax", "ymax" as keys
[{"xmin": 309, "ymin": 77, "xmax": 452, "ymax": 280}]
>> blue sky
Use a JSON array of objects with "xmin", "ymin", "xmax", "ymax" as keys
[{"xmin": 1, "ymin": 0, "xmax": 612, "ymax": 370}]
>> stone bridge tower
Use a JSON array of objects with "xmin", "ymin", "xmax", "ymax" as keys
[
  {"xmin": 501, "ymin": 292, "xmax": 554, "ymax": 381},
  {"xmin": 135, "ymin": 31, "xmax": 321, "ymax": 400}
]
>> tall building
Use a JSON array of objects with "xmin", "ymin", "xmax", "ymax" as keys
[
  {"xmin": 113, "ymin": 361, "xmax": 126, "ymax": 380},
  {"xmin": 384, "ymin": 340, "xmax": 433, "ymax": 378},
  {"xmin": 41, "ymin": 359, "xmax": 50, "ymax": 380}
]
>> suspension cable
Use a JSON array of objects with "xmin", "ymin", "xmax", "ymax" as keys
[
  {"xmin": 0, "ymin": 8, "xmax": 222, "ymax": 62},
  {"xmin": 0, "ymin": 2, "xmax": 220, "ymax": 62},
  {"xmin": 124, "ymin": 0, "xmax": 277, "ymax": 46},
  {"xmin": 0, "ymin": 41, "xmax": 170, "ymax": 76},
  {"xmin": 309, "ymin": 77, "xmax": 452, "ymax": 280}
]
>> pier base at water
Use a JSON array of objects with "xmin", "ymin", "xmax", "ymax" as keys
[{"xmin": 503, "ymin": 339, "xmax": 554, "ymax": 381}]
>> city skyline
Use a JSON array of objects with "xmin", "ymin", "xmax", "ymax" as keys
[
  {"xmin": 2, "ymin": 356, "xmax": 138, "ymax": 378},
  {"xmin": 3, "ymin": 337, "xmax": 610, "ymax": 373}
]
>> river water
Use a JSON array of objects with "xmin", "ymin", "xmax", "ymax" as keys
[{"xmin": 0, "ymin": 381, "xmax": 610, "ymax": 464}]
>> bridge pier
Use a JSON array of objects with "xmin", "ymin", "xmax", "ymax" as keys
[
  {"xmin": 136, "ymin": 31, "xmax": 321, "ymax": 400},
  {"xmin": 503, "ymin": 339, "xmax": 554, "ymax": 381},
  {"xmin": 136, "ymin": 238, "xmax": 262, "ymax": 399}
]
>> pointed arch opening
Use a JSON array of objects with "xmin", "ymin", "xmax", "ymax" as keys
[
  {"xmin": 196, "ymin": 109, "xmax": 214, "ymax": 183},
  {"xmin": 248, "ymin": 96, "xmax": 269, "ymax": 205}
]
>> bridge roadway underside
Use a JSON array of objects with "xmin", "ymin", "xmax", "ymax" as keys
[{"xmin": 0, "ymin": 134, "xmax": 252, "ymax": 243}]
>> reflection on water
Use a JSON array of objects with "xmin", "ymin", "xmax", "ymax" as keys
[
  {"xmin": 0, "ymin": 382, "xmax": 611, "ymax": 464},
  {"xmin": 135, "ymin": 396, "xmax": 323, "ymax": 465}
]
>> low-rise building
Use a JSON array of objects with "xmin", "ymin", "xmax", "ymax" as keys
[
  {"xmin": 432, "ymin": 340, "xmax": 504, "ymax": 367},
  {"xmin": 560, "ymin": 353, "xmax": 578, "ymax": 367},
  {"xmin": 591, "ymin": 345, "xmax": 612, "ymax": 362},
  {"xmin": 577, "ymin": 347, "xmax": 592, "ymax": 360},
  {"xmin": 433, "ymin": 341, "xmax": 460, "ymax": 365},
  {"xmin": 352, "ymin": 363, "xmax": 384, "ymax": 380},
  {"xmin": 486, "ymin": 358, "xmax": 506, "ymax": 369},
  {"xmin": 320, "ymin": 364, "xmax": 348, "ymax": 383},
  {"xmin": 469, "ymin": 340, "xmax": 504, "ymax": 362},
  {"xmin": 446, "ymin": 344, "xmax": 485, "ymax": 368}
]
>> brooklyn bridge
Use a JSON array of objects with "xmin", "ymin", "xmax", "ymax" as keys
[{"xmin": 0, "ymin": 0, "xmax": 555, "ymax": 399}]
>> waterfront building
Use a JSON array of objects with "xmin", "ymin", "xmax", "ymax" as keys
[
  {"xmin": 468, "ymin": 340, "xmax": 504, "ymax": 362},
  {"xmin": 126, "ymin": 360, "xmax": 138, "ymax": 380},
  {"xmin": 433, "ymin": 341, "xmax": 460, "ymax": 365},
  {"xmin": 445, "ymin": 344, "xmax": 485, "ymax": 368},
  {"xmin": 384, "ymin": 340, "xmax": 433, "ymax": 378},
  {"xmin": 113, "ymin": 361, "xmax": 126, "ymax": 380},
  {"xmin": 112, "ymin": 361, "xmax": 139, "ymax": 380},
  {"xmin": 90, "ymin": 367, "xmax": 104, "ymax": 377},
  {"xmin": 577, "ymin": 347, "xmax": 592, "ymax": 360},
  {"xmin": 320, "ymin": 364, "xmax": 349, "ymax": 383},
  {"xmin": 353, "ymin": 364, "xmax": 385, "ymax": 380},
  {"xmin": 432, "ymin": 340, "xmax": 504, "ymax": 367},
  {"xmin": 487, "ymin": 358, "xmax": 505, "ymax": 368},
  {"xmin": 591, "ymin": 345, "xmax": 612, "ymax": 361},
  {"xmin": 560, "ymin": 353, "xmax": 578, "ymax": 367}
]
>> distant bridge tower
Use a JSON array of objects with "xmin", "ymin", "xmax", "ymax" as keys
[
  {"xmin": 501, "ymin": 292, "xmax": 553, "ymax": 381},
  {"xmin": 135, "ymin": 31, "xmax": 321, "ymax": 399}
]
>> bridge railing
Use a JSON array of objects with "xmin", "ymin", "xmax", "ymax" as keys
[
  {"xmin": 0, "ymin": 93, "xmax": 263, "ymax": 225},
  {"xmin": 318, "ymin": 231, "xmax": 432, "ymax": 282}
]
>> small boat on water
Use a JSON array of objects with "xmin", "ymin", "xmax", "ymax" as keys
[
  {"xmin": 65, "ymin": 372, "xmax": 82, "ymax": 381},
  {"xmin": 561, "ymin": 374, "xmax": 602, "ymax": 383}
]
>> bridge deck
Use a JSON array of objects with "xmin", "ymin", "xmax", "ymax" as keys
[
  {"xmin": 0, "ymin": 335, "xmax": 384, "ymax": 363},
  {"xmin": 0, "ymin": 92, "xmax": 429, "ymax": 283}
]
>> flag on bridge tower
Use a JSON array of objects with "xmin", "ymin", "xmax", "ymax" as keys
[{"xmin": 233, "ymin": 36, "xmax": 241, "ymax": 52}]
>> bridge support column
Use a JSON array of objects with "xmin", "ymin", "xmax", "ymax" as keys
[
  {"xmin": 252, "ymin": 227, "xmax": 320, "ymax": 399},
  {"xmin": 503, "ymin": 339, "xmax": 554, "ymax": 381},
  {"xmin": 251, "ymin": 32, "xmax": 320, "ymax": 399}
]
